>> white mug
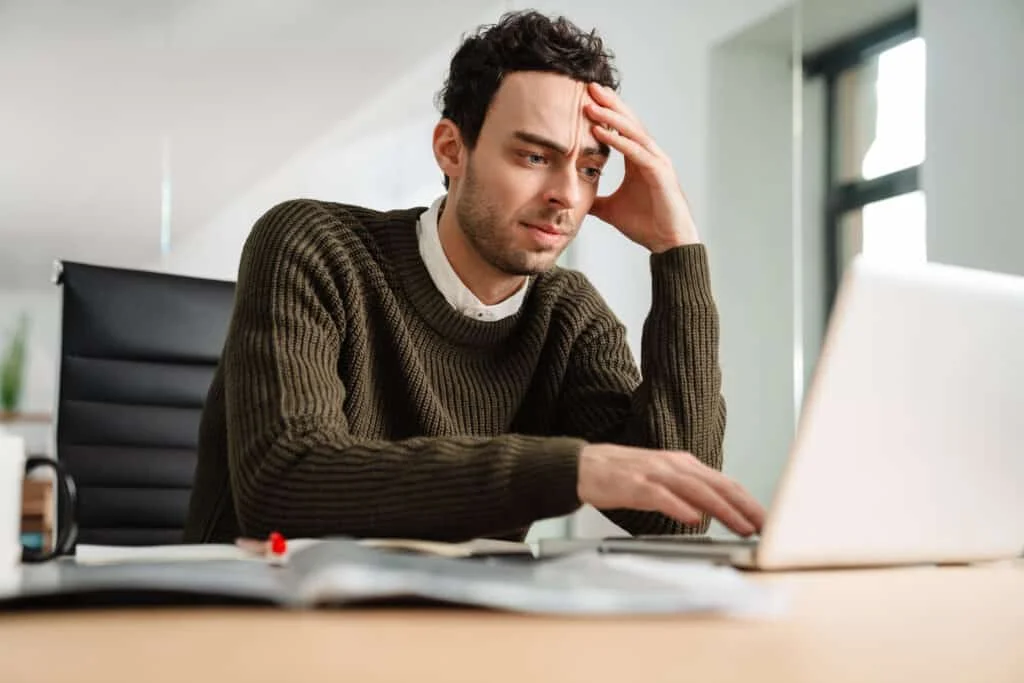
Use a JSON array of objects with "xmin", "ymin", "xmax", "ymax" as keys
[{"xmin": 0, "ymin": 434, "xmax": 77, "ymax": 565}]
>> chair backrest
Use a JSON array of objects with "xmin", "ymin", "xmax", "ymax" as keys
[{"xmin": 55, "ymin": 261, "xmax": 235, "ymax": 546}]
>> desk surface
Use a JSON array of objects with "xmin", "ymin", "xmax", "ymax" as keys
[{"xmin": 1, "ymin": 561, "xmax": 1022, "ymax": 683}]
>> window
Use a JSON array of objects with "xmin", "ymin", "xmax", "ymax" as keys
[{"xmin": 805, "ymin": 10, "xmax": 925, "ymax": 308}]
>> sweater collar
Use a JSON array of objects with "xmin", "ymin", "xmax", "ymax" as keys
[{"xmin": 364, "ymin": 207, "xmax": 532, "ymax": 347}]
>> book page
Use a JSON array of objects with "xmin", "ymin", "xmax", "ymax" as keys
[{"xmin": 358, "ymin": 538, "xmax": 533, "ymax": 558}]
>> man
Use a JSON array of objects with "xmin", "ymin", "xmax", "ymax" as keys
[{"xmin": 183, "ymin": 11, "xmax": 765, "ymax": 544}]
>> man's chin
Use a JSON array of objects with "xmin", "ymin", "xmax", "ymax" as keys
[{"xmin": 501, "ymin": 254, "xmax": 561, "ymax": 276}]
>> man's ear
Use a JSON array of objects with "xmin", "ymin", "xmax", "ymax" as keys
[{"xmin": 433, "ymin": 119, "xmax": 466, "ymax": 185}]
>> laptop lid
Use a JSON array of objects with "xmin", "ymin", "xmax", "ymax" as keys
[{"xmin": 757, "ymin": 257, "xmax": 1024, "ymax": 570}]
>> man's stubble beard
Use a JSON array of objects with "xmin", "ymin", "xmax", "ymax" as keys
[{"xmin": 454, "ymin": 162, "xmax": 570, "ymax": 277}]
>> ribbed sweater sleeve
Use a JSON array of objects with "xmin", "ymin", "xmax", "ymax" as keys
[
  {"xmin": 223, "ymin": 202, "xmax": 584, "ymax": 541},
  {"xmin": 555, "ymin": 245, "xmax": 726, "ymax": 535}
]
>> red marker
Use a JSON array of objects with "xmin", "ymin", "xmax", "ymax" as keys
[
  {"xmin": 268, "ymin": 531, "xmax": 287, "ymax": 556},
  {"xmin": 234, "ymin": 534, "xmax": 289, "ymax": 564}
]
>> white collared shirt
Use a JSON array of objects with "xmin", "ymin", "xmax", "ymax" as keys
[{"xmin": 416, "ymin": 196, "xmax": 529, "ymax": 322}]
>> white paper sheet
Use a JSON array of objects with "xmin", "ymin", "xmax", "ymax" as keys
[
  {"xmin": 74, "ymin": 544, "xmax": 259, "ymax": 565},
  {"xmin": 74, "ymin": 537, "xmax": 531, "ymax": 565},
  {"xmin": 74, "ymin": 539, "xmax": 324, "ymax": 565}
]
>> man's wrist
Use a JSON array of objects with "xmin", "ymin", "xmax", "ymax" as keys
[{"xmin": 648, "ymin": 232, "xmax": 700, "ymax": 254}]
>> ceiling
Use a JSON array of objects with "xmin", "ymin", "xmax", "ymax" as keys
[{"xmin": 0, "ymin": 0, "xmax": 501, "ymax": 287}]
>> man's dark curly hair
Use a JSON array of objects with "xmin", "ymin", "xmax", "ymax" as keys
[{"xmin": 436, "ymin": 10, "xmax": 620, "ymax": 187}]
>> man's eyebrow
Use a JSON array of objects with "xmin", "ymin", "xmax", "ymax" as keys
[{"xmin": 512, "ymin": 130, "xmax": 610, "ymax": 159}]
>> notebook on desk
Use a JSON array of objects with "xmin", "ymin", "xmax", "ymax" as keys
[
  {"xmin": 0, "ymin": 539, "xmax": 779, "ymax": 617},
  {"xmin": 581, "ymin": 257, "xmax": 1024, "ymax": 570}
]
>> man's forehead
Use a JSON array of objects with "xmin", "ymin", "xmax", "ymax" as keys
[{"xmin": 488, "ymin": 72, "xmax": 601, "ymax": 151}]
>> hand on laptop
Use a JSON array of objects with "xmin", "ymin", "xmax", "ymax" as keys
[{"xmin": 578, "ymin": 444, "xmax": 765, "ymax": 536}]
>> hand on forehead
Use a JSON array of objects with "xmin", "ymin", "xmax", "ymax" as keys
[{"xmin": 486, "ymin": 72, "xmax": 604, "ymax": 156}]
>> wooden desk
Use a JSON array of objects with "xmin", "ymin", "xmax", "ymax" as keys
[{"xmin": 1, "ymin": 562, "xmax": 1022, "ymax": 682}]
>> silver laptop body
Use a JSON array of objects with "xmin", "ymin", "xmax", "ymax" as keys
[{"xmin": 598, "ymin": 256, "xmax": 1024, "ymax": 570}]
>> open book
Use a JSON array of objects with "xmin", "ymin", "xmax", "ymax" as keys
[
  {"xmin": 71, "ymin": 537, "xmax": 533, "ymax": 565},
  {"xmin": 2, "ymin": 539, "xmax": 782, "ymax": 617}
]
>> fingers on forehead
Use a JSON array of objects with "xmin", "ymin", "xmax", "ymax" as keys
[{"xmin": 571, "ymin": 83, "xmax": 605, "ymax": 155}]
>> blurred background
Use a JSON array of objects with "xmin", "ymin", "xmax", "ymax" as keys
[{"xmin": 0, "ymin": 0, "xmax": 1019, "ymax": 540}]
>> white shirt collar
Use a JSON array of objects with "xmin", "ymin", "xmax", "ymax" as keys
[{"xmin": 416, "ymin": 196, "xmax": 529, "ymax": 322}]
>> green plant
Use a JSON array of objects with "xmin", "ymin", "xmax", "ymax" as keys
[{"xmin": 0, "ymin": 314, "xmax": 29, "ymax": 413}]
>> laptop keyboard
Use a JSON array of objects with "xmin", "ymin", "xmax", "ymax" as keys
[{"xmin": 613, "ymin": 535, "xmax": 760, "ymax": 547}]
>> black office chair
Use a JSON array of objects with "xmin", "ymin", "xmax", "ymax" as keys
[{"xmin": 54, "ymin": 261, "xmax": 235, "ymax": 546}]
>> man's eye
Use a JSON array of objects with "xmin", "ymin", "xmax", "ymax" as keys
[
  {"xmin": 581, "ymin": 167, "xmax": 603, "ymax": 181},
  {"xmin": 524, "ymin": 152, "xmax": 548, "ymax": 165}
]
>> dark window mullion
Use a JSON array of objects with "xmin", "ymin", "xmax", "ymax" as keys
[
  {"xmin": 823, "ymin": 73, "xmax": 840, "ymax": 316},
  {"xmin": 829, "ymin": 165, "xmax": 920, "ymax": 215}
]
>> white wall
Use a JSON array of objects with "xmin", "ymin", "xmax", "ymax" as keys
[
  {"xmin": 156, "ymin": 59, "xmax": 451, "ymax": 280},
  {"xmin": 706, "ymin": 39, "xmax": 796, "ymax": 515},
  {"xmin": 921, "ymin": 0, "xmax": 1024, "ymax": 276}
]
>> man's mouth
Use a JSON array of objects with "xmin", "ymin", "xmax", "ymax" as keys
[
  {"xmin": 520, "ymin": 221, "xmax": 569, "ymax": 247},
  {"xmin": 522, "ymin": 222, "xmax": 564, "ymax": 236}
]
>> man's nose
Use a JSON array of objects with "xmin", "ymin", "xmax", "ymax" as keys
[{"xmin": 543, "ymin": 165, "xmax": 583, "ymax": 212}]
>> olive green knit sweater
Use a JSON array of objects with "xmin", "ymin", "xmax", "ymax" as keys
[{"xmin": 183, "ymin": 199, "xmax": 725, "ymax": 543}]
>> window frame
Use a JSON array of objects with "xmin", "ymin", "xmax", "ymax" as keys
[{"xmin": 804, "ymin": 9, "xmax": 922, "ymax": 312}]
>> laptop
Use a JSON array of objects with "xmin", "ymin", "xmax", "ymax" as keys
[{"xmin": 590, "ymin": 256, "xmax": 1024, "ymax": 570}]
